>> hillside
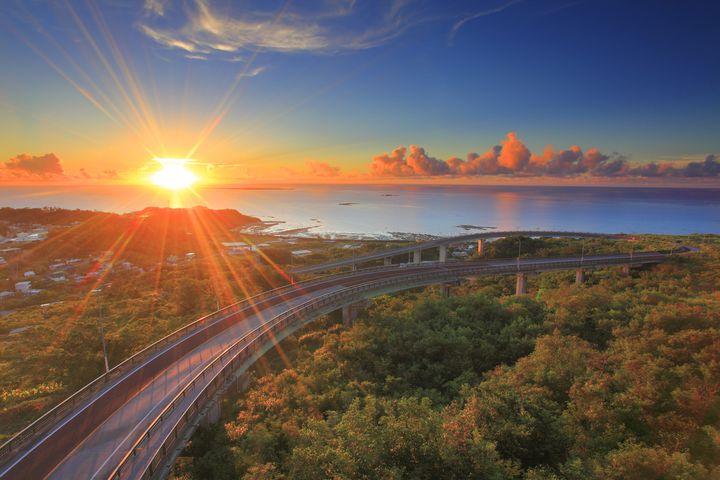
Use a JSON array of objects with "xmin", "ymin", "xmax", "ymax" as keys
[{"xmin": 0, "ymin": 206, "xmax": 261, "ymax": 267}]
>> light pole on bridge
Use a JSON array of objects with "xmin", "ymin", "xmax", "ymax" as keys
[
  {"xmin": 516, "ymin": 237, "xmax": 521, "ymax": 272},
  {"xmin": 91, "ymin": 289, "xmax": 110, "ymax": 373}
]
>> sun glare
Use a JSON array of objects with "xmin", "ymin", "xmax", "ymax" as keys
[{"xmin": 150, "ymin": 158, "xmax": 198, "ymax": 190}]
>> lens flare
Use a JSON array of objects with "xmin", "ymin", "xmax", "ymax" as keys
[{"xmin": 150, "ymin": 158, "xmax": 198, "ymax": 190}]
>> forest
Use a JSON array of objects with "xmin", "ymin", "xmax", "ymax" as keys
[{"xmin": 175, "ymin": 234, "xmax": 720, "ymax": 480}]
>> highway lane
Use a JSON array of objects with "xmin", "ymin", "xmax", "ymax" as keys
[{"xmin": 0, "ymin": 251, "xmax": 666, "ymax": 480}]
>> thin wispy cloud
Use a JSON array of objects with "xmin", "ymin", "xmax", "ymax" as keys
[
  {"xmin": 236, "ymin": 66, "xmax": 266, "ymax": 78},
  {"xmin": 449, "ymin": 0, "xmax": 523, "ymax": 45},
  {"xmin": 138, "ymin": 0, "xmax": 433, "ymax": 59}
]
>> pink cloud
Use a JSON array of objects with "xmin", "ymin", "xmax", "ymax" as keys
[
  {"xmin": 497, "ymin": 132, "xmax": 530, "ymax": 171},
  {"xmin": 306, "ymin": 160, "xmax": 340, "ymax": 177},
  {"xmin": 3, "ymin": 153, "xmax": 64, "ymax": 178},
  {"xmin": 367, "ymin": 133, "xmax": 720, "ymax": 178}
]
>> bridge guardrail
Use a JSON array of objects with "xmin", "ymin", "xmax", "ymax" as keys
[
  {"xmin": 0, "ymin": 275, "xmax": 337, "ymax": 464},
  {"xmin": 0, "ymin": 260, "xmax": 442, "ymax": 463},
  {"xmin": 0, "ymin": 255, "xmax": 459, "ymax": 464},
  {"xmin": 109, "ymin": 251, "xmax": 669, "ymax": 480}
]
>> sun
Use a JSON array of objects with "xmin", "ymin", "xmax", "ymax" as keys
[{"xmin": 150, "ymin": 158, "xmax": 198, "ymax": 190}]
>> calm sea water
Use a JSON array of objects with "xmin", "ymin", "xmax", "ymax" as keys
[{"xmin": 1, "ymin": 185, "xmax": 718, "ymax": 237}]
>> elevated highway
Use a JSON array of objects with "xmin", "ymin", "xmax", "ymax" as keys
[
  {"xmin": 290, "ymin": 230, "xmax": 617, "ymax": 274},
  {"xmin": 0, "ymin": 250, "xmax": 670, "ymax": 480}
]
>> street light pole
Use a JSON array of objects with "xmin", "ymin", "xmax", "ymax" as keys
[
  {"xmin": 97, "ymin": 297, "xmax": 110, "ymax": 373},
  {"xmin": 91, "ymin": 289, "xmax": 110, "ymax": 373},
  {"xmin": 517, "ymin": 237, "xmax": 521, "ymax": 271}
]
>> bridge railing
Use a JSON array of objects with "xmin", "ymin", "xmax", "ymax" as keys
[
  {"xmin": 0, "ymin": 262, "xmax": 432, "ymax": 462},
  {"xmin": 0, "ymin": 274, "xmax": 339, "ymax": 464},
  {"xmin": 109, "ymin": 251, "xmax": 669, "ymax": 479}
]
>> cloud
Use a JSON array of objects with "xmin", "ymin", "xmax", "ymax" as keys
[
  {"xmin": 236, "ymin": 66, "xmax": 266, "ymax": 78},
  {"xmin": 144, "ymin": 0, "xmax": 169, "ymax": 17},
  {"xmin": 139, "ymin": 0, "xmax": 430, "ymax": 58},
  {"xmin": 306, "ymin": 160, "xmax": 340, "ymax": 177},
  {"xmin": 371, "ymin": 146, "xmax": 414, "ymax": 177},
  {"xmin": 449, "ymin": 0, "xmax": 522, "ymax": 45},
  {"xmin": 498, "ymin": 131, "xmax": 531, "ymax": 171},
  {"xmin": 3, "ymin": 153, "xmax": 65, "ymax": 178},
  {"xmin": 677, "ymin": 154, "xmax": 720, "ymax": 177},
  {"xmin": 368, "ymin": 133, "xmax": 720, "ymax": 179}
]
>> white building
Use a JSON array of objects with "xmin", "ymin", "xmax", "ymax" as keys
[
  {"xmin": 23, "ymin": 271, "xmax": 36, "ymax": 278},
  {"xmin": 291, "ymin": 249, "xmax": 313, "ymax": 257},
  {"xmin": 15, "ymin": 281, "xmax": 32, "ymax": 293}
]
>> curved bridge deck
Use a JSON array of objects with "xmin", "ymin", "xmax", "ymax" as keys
[
  {"xmin": 290, "ymin": 230, "xmax": 617, "ymax": 274},
  {"xmin": 0, "ymin": 251, "xmax": 669, "ymax": 480}
]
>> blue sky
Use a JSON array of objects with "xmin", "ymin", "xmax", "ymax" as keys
[{"xmin": 0, "ymin": 0, "xmax": 719, "ymax": 183}]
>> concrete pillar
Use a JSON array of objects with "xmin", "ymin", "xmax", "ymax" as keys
[
  {"xmin": 342, "ymin": 305, "xmax": 352, "ymax": 327},
  {"xmin": 232, "ymin": 373, "xmax": 250, "ymax": 394},
  {"xmin": 575, "ymin": 269, "xmax": 585, "ymax": 284},
  {"xmin": 202, "ymin": 401, "xmax": 221, "ymax": 426},
  {"xmin": 384, "ymin": 257, "xmax": 392, "ymax": 266},
  {"xmin": 442, "ymin": 283, "xmax": 452, "ymax": 298},
  {"xmin": 622, "ymin": 264, "xmax": 631, "ymax": 275},
  {"xmin": 515, "ymin": 272, "xmax": 527, "ymax": 296},
  {"xmin": 342, "ymin": 301, "xmax": 370, "ymax": 327},
  {"xmin": 413, "ymin": 248, "xmax": 422, "ymax": 264},
  {"xmin": 439, "ymin": 244, "xmax": 447, "ymax": 263},
  {"xmin": 352, "ymin": 263, "xmax": 357, "ymax": 272},
  {"xmin": 477, "ymin": 239, "xmax": 484, "ymax": 255}
]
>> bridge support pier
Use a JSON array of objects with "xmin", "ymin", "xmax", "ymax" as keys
[
  {"xmin": 442, "ymin": 280, "xmax": 461, "ymax": 298},
  {"xmin": 201, "ymin": 401, "xmax": 221, "ymax": 427},
  {"xmin": 515, "ymin": 272, "xmax": 528, "ymax": 296},
  {"xmin": 413, "ymin": 248, "xmax": 422, "ymax": 263},
  {"xmin": 342, "ymin": 301, "xmax": 369, "ymax": 327},
  {"xmin": 352, "ymin": 263, "xmax": 357, "ymax": 272},
  {"xmin": 439, "ymin": 244, "xmax": 447, "ymax": 263},
  {"xmin": 384, "ymin": 257, "xmax": 392, "ymax": 266},
  {"xmin": 575, "ymin": 269, "xmax": 585, "ymax": 284},
  {"xmin": 230, "ymin": 373, "xmax": 251, "ymax": 394},
  {"xmin": 622, "ymin": 264, "xmax": 631, "ymax": 275},
  {"xmin": 478, "ymin": 239, "xmax": 484, "ymax": 256}
]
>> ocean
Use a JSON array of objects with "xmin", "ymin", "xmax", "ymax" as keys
[{"xmin": 1, "ymin": 184, "xmax": 718, "ymax": 238}]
